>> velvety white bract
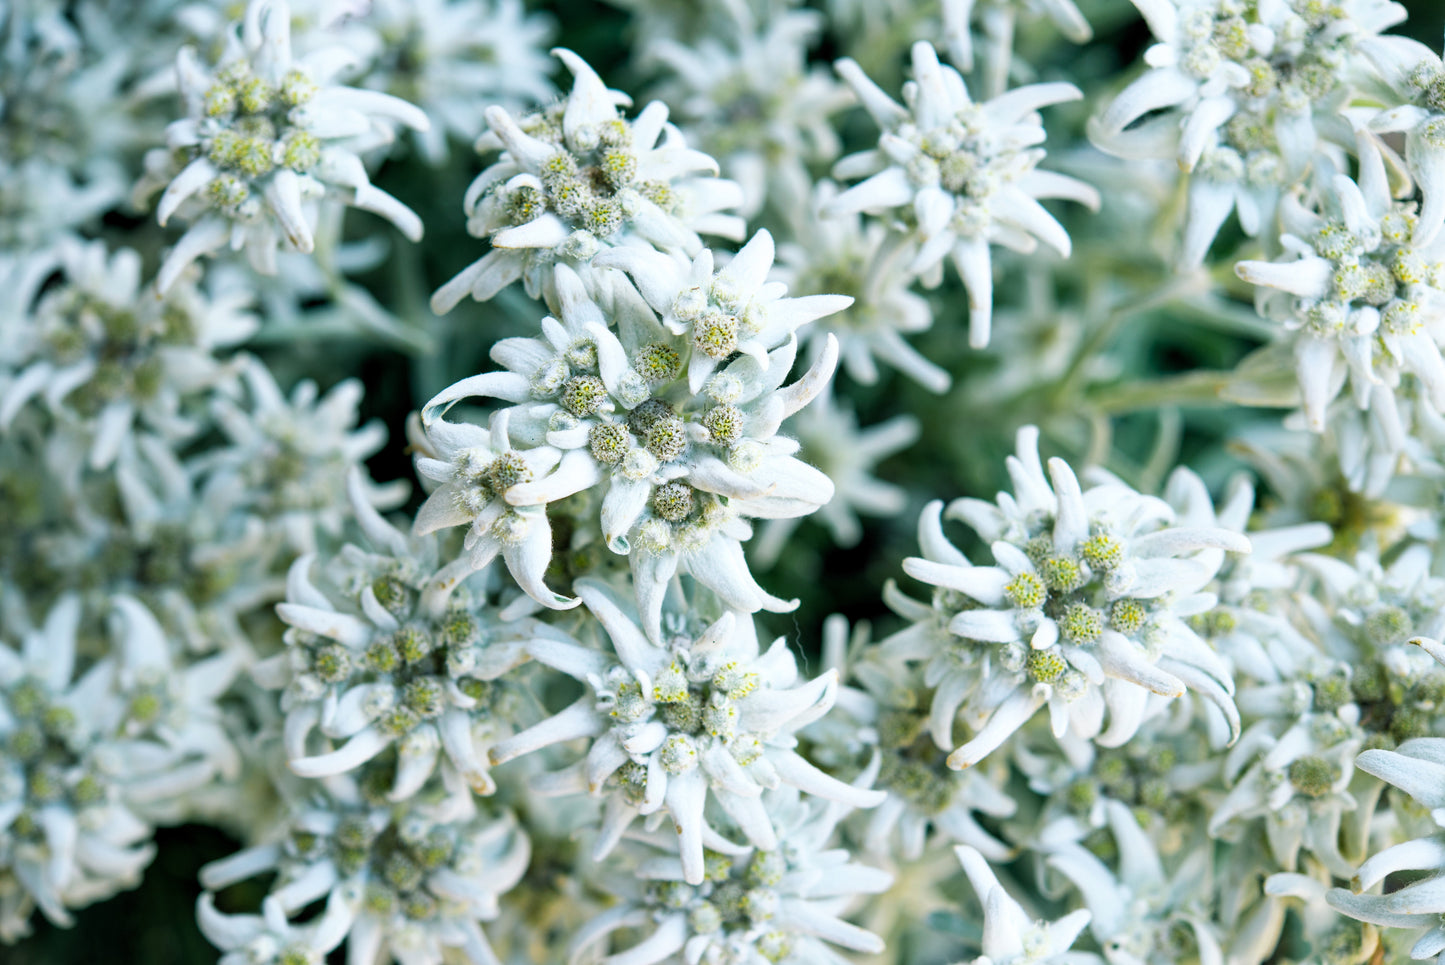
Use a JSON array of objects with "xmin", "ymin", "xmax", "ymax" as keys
[
  {"xmin": 954, "ymin": 844, "xmax": 1096, "ymax": 965},
  {"xmin": 943, "ymin": 0, "xmax": 1093, "ymax": 98}
]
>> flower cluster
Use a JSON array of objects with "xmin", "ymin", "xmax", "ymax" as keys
[{"xmin": 18, "ymin": 1, "xmax": 1445, "ymax": 964}]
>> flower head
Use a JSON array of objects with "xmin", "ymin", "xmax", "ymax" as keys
[
  {"xmin": 1093, "ymin": 0, "xmax": 1405, "ymax": 266},
  {"xmin": 262, "ymin": 469, "xmax": 570, "ymax": 797},
  {"xmin": 430, "ymin": 47, "xmax": 744, "ymax": 312},
  {"xmin": 893, "ymin": 426, "xmax": 1248, "ymax": 769},
  {"xmin": 828, "ymin": 41, "xmax": 1098, "ymax": 347},
  {"xmin": 198, "ymin": 780, "xmax": 527, "ymax": 965},
  {"xmin": 418, "ymin": 265, "xmax": 844, "ymax": 637},
  {"xmin": 0, "ymin": 594, "xmax": 240, "ymax": 940},
  {"xmin": 142, "ymin": 0, "xmax": 429, "ymax": 291},
  {"xmin": 361, "ymin": 0, "xmax": 554, "ymax": 164},
  {"xmin": 574, "ymin": 788, "xmax": 891, "ymax": 965},
  {"xmin": 488, "ymin": 580, "xmax": 884, "ymax": 885},
  {"xmin": 1236, "ymin": 153, "xmax": 1445, "ymax": 435},
  {"xmin": 0, "ymin": 238, "xmax": 256, "ymax": 473}
]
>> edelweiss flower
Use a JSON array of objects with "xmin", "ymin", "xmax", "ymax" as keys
[
  {"xmin": 1359, "ymin": 32, "xmax": 1445, "ymax": 248},
  {"xmin": 943, "ymin": 0, "xmax": 1093, "ymax": 99},
  {"xmin": 894, "ymin": 426, "xmax": 1247, "ymax": 768},
  {"xmin": 1093, "ymin": 0, "xmax": 1405, "ymax": 266},
  {"xmin": 420, "ymin": 265, "xmax": 842, "ymax": 638},
  {"xmin": 360, "ymin": 0, "xmax": 555, "ymax": 164},
  {"xmin": 954, "ymin": 844, "xmax": 1096, "ymax": 964},
  {"xmin": 1015, "ymin": 699, "xmax": 1219, "ymax": 838},
  {"xmin": 808, "ymin": 644, "xmax": 1019, "ymax": 862},
  {"xmin": 431, "ymin": 47, "xmax": 744, "ymax": 312},
  {"xmin": 1045, "ymin": 800, "xmax": 1226, "ymax": 965},
  {"xmin": 0, "ymin": 3, "xmax": 139, "ymax": 216},
  {"xmin": 142, "ymin": 0, "xmax": 429, "ymax": 291},
  {"xmin": 0, "ymin": 159, "xmax": 119, "ymax": 253},
  {"xmin": 488, "ymin": 580, "xmax": 884, "ymax": 885},
  {"xmin": 206, "ymin": 355, "xmax": 407, "ymax": 553},
  {"xmin": 1235, "ymin": 150, "xmax": 1445, "ymax": 434},
  {"xmin": 0, "ymin": 594, "xmax": 241, "ymax": 940},
  {"xmin": 641, "ymin": 8, "xmax": 851, "ymax": 218},
  {"xmin": 775, "ymin": 180, "xmax": 951, "ymax": 393},
  {"xmin": 0, "ymin": 237, "xmax": 256, "ymax": 472},
  {"xmin": 570, "ymin": 788, "xmax": 891, "ymax": 965},
  {"xmin": 1293, "ymin": 540, "xmax": 1445, "ymax": 746},
  {"xmin": 257, "ymin": 469, "xmax": 571, "ymax": 796},
  {"xmin": 828, "ymin": 41, "xmax": 1098, "ymax": 347},
  {"xmin": 1208, "ymin": 703, "xmax": 1364, "ymax": 877},
  {"xmin": 411, "ymin": 405, "xmax": 574, "ymax": 610},
  {"xmin": 198, "ymin": 779, "xmax": 528, "ymax": 965}
]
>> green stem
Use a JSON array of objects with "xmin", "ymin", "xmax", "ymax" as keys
[
  {"xmin": 1050, "ymin": 272, "xmax": 1214, "ymax": 407},
  {"xmin": 1086, "ymin": 371, "xmax": 1235, "ymax": 414}
]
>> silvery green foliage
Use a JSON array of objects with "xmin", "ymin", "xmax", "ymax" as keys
[{"xmin": 139, "ymin": 0, "xmax": 429, "ymax": 290}]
